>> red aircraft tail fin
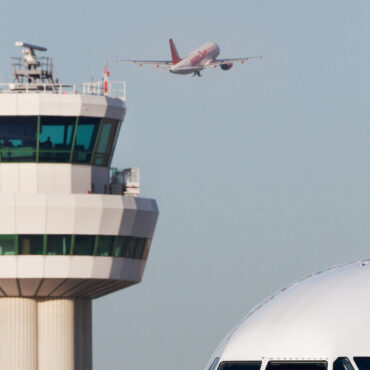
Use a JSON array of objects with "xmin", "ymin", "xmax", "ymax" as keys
[{"xmin": 169, "ymin": 39, "xmax": 181, "ymax": 65}]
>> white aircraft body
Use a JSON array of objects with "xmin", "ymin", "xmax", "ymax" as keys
[
  {"xmin": 119, "ymin": 39, "xmax": 262, "ymax": 76},
  {"xmin": 205, "ymin": 260, "xmax": 370, "ymax": 370}
]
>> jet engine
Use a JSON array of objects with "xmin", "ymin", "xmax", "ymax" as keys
[{"xmin": 220, "ymin": 63, "xmax": 233, "ymax": 70}]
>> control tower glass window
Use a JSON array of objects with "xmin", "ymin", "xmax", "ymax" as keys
[
  {"xmin": 96, "ymin": 236, "xmax": 115, "ymax": 256},
  {"xmin": 0, "ymin": 235, "xmax": 17, "ymax": 255},
  {"xmin": 0, "ymin": 115, "xmax": 120, "ymax": 166},
  {"xmin": 113, "ymin": 236, "xmax": 136, "ymax": 258},
  {"xmin": 72, "ymin": 117, "xmax": 100, "ymax": 164},
  {"xmin": 39, "ymin": 116, "xmax": 74, "ymax": 162},
  {"xmin": 73, "ymin": 235, "xmax": 95, "ymax": 255},
  {"xmin": 93, "ymin": 119, "xmax": 118, "ymax": 166},
  {"xmin": 47, "ymin": 235, "xmax": 71, "ymax": 255},
  {"xmin": 0, "ymin": 116, "xmax": 37, "ymax": 161},
  {"xmin": 142, "ymin": 239, "xmax": 152, "ymax": 260},
  {"xmin": 19, "ymin": 235, "xmax": 44, "ymax": 255},
  {"xmin": 0, "ymin": 234, "xmax": 150, "ymax": 257},
  {"xmin": 134, "ymin": 238, "xmax": 147, "ymax": 259}
]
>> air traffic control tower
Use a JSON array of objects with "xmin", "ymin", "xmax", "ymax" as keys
[{"xmin": 0, "ymin": 42, "xmax": 158, "ymax": 370}]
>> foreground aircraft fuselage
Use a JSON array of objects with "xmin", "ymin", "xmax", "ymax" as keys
[{"xmin": 118, "ymin": 39, "xmax": 261, "ymax": 77}]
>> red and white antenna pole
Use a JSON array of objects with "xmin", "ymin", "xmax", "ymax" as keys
[{"xmin": 103, "ymin": 61, "xmax": 110, "ymax": 96}]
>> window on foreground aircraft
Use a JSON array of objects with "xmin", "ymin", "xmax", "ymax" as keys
[
  {"xmin": 218, "ymin": 361, "xmax": 262, "ymax": 370},
  {"xmin": 354, "ymin": 357, "xmax": 370, "ymax": 370},
  {"xmin": 334, "ymin": 357, "xmax": 355, "ymax": 370},
  {"xmin": 265, "ymin": 361, "xmax": 327, "ymax": 370}
]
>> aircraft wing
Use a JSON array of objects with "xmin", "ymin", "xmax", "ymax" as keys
[
  {"xmin": 118, "ymin": 59, "xmax": 172, "ymax": 67},
  {"xmin": 206, "ymin": 56, "xmax": 262, "ymax": 67}
]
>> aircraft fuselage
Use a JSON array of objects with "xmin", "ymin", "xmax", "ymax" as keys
[{"xmin": 170, "ymin": 42, "xmax": 220, "ymax": 74}]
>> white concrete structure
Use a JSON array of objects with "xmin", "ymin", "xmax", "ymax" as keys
[
  {"xmin": 0, "ymin": 93, "xmax": 125, "ymax": 119},
  {"xmin": 0, "ymin": 42, "xmax": 158, "ymax": 369},
  {"xmin": 206, "ymin": 261, "xmax": 370, "ymax": 370}
]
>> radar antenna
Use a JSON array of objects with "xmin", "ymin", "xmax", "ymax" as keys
[{"xmin": 12, "ymin": 41, "xmax": 56, "ymax": 89}]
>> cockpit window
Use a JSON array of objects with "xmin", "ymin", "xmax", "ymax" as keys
[
  {"xmin": 266, "ymin": 361, "xmax": 327, "ymax": 370},
  {"xmin": 354, "ymin": 357, "xmax": 370, "ymax": 370},
  {"xmin": 218, "ymin": 361, "xmax": 262, "ymax": 370},
  {"xmin": 334, "ymin": 357, "xmax": 354, "ymax": 370}
]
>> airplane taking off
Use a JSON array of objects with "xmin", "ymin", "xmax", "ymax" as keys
[{"xmin": 118, "ymin": 39, "xmax": 262, "ymax": 77}]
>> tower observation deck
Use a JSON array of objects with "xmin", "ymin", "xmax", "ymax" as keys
[{"xmin": 0, "ymin": 42, "xmax": 158, "ymax": 370}]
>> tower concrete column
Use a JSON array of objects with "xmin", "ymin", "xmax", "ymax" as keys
[
  {"xmin": 0, "ymin": 298, "xmax": 37, "ymax": 370},
  {"xmin": 38, "ymin": 299, "xmax": 75, "ymax": 370},
  {"xmin": 74, "ymin": 299, "xmax": 92, "ymax": 370},
  {"xmin": 38, "ymin": 298, "xmax": 92, "ymax": 370}
]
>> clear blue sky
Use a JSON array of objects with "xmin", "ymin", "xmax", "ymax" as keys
[{"xmin": 0, "ymin": 1, "xmax": 369, "ymax": 369}]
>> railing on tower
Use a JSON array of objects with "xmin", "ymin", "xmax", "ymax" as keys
[
  {"xmin": 0, "ymin": 41, "xmax": 126, "ymax": 100},
  {"xmin": 110, "ymin": 167, "xmax": 140, "ymax": 197},
  {"xmin": 82, "ymin": 81, "xmax": 126, "ymax": 98},
  {"xmin": 0, "ymin": 81, "xmax": 126, "ymax": 99}
]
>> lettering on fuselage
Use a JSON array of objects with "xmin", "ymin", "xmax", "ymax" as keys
[{"xmin": 190, "ymin": 45, "xmax": 216, "ymax": 66}]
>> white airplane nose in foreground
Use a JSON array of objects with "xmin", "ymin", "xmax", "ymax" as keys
[{"xmin": 205, "ymin": 260, "xmax": 370, "ymax": 370}]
